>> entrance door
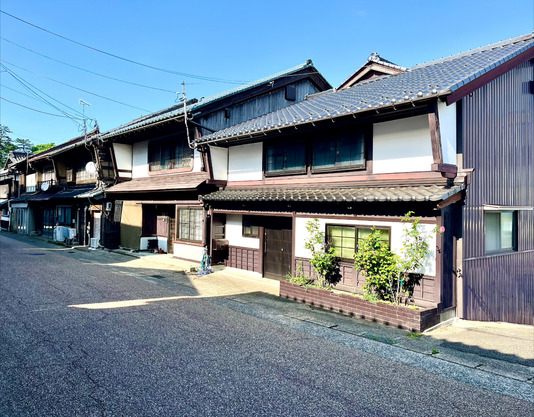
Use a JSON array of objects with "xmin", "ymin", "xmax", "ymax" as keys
[{"xmin": 263, "ymin": 217, "xmax": 292, "ymax": 279}]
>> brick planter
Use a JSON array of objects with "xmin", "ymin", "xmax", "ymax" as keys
[{"xmin": 280, "ymin": 281, "xmax": 440, "ymax": 332}]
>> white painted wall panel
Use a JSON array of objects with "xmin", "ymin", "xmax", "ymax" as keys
[
  {"xmin": 174, "ymin": 243, "xmax": 204, "ymax": 262},
  {"xmin": 228, "ymin": 143, "xmax": 262, "ymax": 182},
  {"xmin": 192, "ymin": 149, "xmax": 202, "ymax": 173},
  {"xmin": 373, "ymin": 115, "xmax": 433, "ymax": 173},
  {"xmin": 210, "ymin": 146, "xmax": 228, "ymax": 181},
  {"xmin": 294, "ymin": 216, "xmax": 436, "ymax": 276},
  {"xmin": 26, "ymin": 173, "xmax": 36, "ymax": 188},
  {"xmin": 226, "ymin": 214, "xmax": 260, "ymax": 249},
  {"xmin": 132, "ymin": 140, "xmax": 149, "ymax": 178},
  {"xmin": 438, "ymin": 102, "xmax": 457, "ymax": 165},
  {"xmin": 113, "ymin": 143, "xmax": 132, "ymax": 172}
]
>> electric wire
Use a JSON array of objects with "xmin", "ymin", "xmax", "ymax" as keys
[
  {"xmin": 1, "ymin": 37, "xmax": 177, "ymax": 94},
  {"xmin": 0, "ymin": 10, "xmax": 248, "ymax": 84},
  {"xmin": 1, "ymin": 64, "xmax": 85, "ymax": 126},
  {"xmin": 0, "ymin": 83, "xmax": 46, "ymax": 102},
  {"xmin": 1, "ymin": 97, "xmax": 82, "ymax": 118},
  {"xmin": 1, "ymin": 60, "xmax": 152, "ymax": 113}
]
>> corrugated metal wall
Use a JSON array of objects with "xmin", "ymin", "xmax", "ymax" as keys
[{"xmin": 462, "ymin": 59, "xmax": 534, "ymax": 324}]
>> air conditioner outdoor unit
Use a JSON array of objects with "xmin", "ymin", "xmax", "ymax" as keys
[
  {"xmin": 55, "ymin": 226, "xmax": 66, "ymax": 242},
  {"xmin": 90, "ymin": 238, "xmax": 100, "ymax": 248},
  {"xmin": 67, "ymin": 228, "xmax": 77, "ymax": 239}
]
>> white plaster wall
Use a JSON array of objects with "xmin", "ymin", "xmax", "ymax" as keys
[
  {"xmin": 192, "ymin": 149, "xmax": 202, "ymax": 173},
  {"xmin": 210, "ymin": 146, "xmax": 228, "ymax": 181},
  {"xmin": 294, "ymin": 216, "xmax": 436, "ymax": 276},
  {"xmin": 438, "ymin": 102, "xmax": 457, "ymax": 165},
  {"xmin": 139, "ymin": 236, "xmax": 168, "ymax": 252},
  {"xmin": 228, "ymin": 143, "xmax": 263, "ymax": 182},
  {"xmin": 26, "ymin": 173, "xmax": 36, "ymax": 188},
  {"xmin": 132, "ymin": 140, "xmax": 149, "ymax": 178},
  {"xmin": 174, "ymin": 243, "xmax": 204, "ymax": 262},
  {"xmin": 113, "ymin": 143, "xmax": 133, "ymax": 178},
  {"xmin": 373, "ymin": 115, "xmax": 433, "ymax": 173},
  {"xmin": 226, "ymin": 214, "xmax": 260, "ymax": 249}
]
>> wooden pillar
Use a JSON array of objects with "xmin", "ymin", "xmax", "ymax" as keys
[
  {"xmin": 434, "ymin": 215, "xmax": 443, "ymax": 309},
  {"xmin": 428, "ymin": 101, "xmax": 443, "ymax": 165}
]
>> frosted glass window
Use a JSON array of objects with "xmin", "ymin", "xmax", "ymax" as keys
[{"xmin": 485, "ymin": 211, "xmax": 516, "ymax": 254}]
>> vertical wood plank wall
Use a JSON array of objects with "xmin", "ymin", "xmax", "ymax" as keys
[{"xmin": 462, "ymin": 60, "xmax": 534, "ymax": 324}]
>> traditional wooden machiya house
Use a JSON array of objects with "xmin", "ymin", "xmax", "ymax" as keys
[
  {"xmin": 0, "ymin": 151, "xmax": 25, "ymax": 230},
  {"xmin": 8, "ymin": 129, "xmax": 111, "ymax": 245},
  {"xmin": 196, "ymin": 33, "xmax": 534, "ymax": 325},
  {"xmin": 100, "ymin": 61, "xmax": 330, "ymax": 260}
]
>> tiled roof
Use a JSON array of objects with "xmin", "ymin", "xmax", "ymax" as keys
[
  {"xmin": 198, "ymin": 33, "xmax": 533, "ymax": 144},
  {"xmin": 106, "ymin": 172, "xmax": 209, "ymax": 193},
  {"xmin": 101, "ymin": 60, "xmax": 327, "ymax": 139},
  {"xmin": 202, "ymin": 184, "xmax": 464, "ymax": 203}
]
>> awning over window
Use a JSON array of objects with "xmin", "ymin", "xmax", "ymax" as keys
[
  {"xmin": 202, "ymin": 184, "xmax": 465, "ymax": 203},
  {"xmin": 106, "ymin": 172, "xmax": 209, "ymax": 193},
  {"xmin": 8, "ymin": 186, "xmax": 97, "ymax": 203}
]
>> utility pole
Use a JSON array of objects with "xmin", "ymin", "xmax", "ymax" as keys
[
  {"xmin": 181, "ymin": 82, "xmax": 194, "ymax": 149},
  {"xmin": 79, "ymin": 99, "xmax": 91, "ymax": 145}
]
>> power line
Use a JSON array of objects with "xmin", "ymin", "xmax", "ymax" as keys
[
  {"xmin": 0, "ymin": 83, "xmax": 46, "ymax": 101},
  {"xmin": 2, "ymin": 63, "xmax": 85, "ymax": 125},
  {"xmin": 1, "ymin": 96, "xmax": 82, "ymax": 118},
  {"xmin": 1, "ymin": 37, "xmax": 177, "ymax": 94},
  {"xmin": 0, "ymin": 10, "xmax": 249, "ymax": 84},
  {"xmin": 1, "ymin": 60, "xmax": 153, "ymax": 113}
]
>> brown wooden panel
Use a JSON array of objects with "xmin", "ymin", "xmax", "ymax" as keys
[{"xmin": 264, "ymin": 217, "xmax": 292, "ymax": 279}]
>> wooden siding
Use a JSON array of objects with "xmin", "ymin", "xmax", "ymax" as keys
[
  {"xmin": 461, "ymin": 60, "xmax": 534, "ymax": 324},
  {"xmin": 295, "ymin": 257, "xmax": 436, "ymax": 303},
  {"xmin": 199, "ymin": 79, "xmax": 319, "ymax": 133},
  {"xmin": 227, "ymin": 246, "xmax": 261, "ymax": 273}
]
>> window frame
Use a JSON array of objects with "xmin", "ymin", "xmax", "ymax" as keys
[
  {"xmin": 485, "ymin": 210, "xmax": 517, "ymax": 254},
  {"xmin": 311, "ymin": 130, "xmax": 366, "ymax": 173},
  {"xmin": 148, "ymin": 134, "xmax": 193, "ymax": 173},
  {"xmin": 264, "ymin": 140, "xmax": 307, "ymax": 176},
  {"xmin": 176, "ymin": 207, "xmax": 203, "ymax": 243},
  {"xmin": 56, "ymin": 205, "xmax": 73, "ymax": 226},
  {"xmin": 326, "ymin": 224, "xmax": 391, "ymax": 262},
  {"xmin": 242, "ymin": 215, "xmax": 260, "ymax": 238}
]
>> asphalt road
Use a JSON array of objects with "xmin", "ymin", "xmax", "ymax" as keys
[{"xmin": 1, "ymin": 233, "xmax": 532, "ymax": 416}]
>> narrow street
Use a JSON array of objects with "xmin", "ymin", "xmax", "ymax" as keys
[{"xmin": 1, "ymin": 232, "xmax": 532, "ymax": 416}]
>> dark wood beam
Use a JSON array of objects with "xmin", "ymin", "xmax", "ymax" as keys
[
  {"xmin": 437, "ymin": 190, "xmax": 464, "ymax": 209},
  {"xmin": 428, "ymin": 101, "xmax": 443, "ymax": 165}
]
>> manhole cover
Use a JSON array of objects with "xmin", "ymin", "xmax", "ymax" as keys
[
  {"xmin": 150, "ymin": 274, "xmax": 165, "ymax": 279},
  {"xmin": 29, "ymin": 253, "xmax": 45, "ymax": 256}
]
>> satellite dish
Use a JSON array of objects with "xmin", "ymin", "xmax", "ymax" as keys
[
  {"xmin": 85, "ymin": 161, "xmax": 97, "ymax": 175},
  {"xmin": 41, "ymin": 182, "xmax": 50, "ymax": 192}
]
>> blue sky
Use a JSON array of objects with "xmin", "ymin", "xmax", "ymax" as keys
[{"xmin": 1, "ymin": 0, "xmax": 532, "ymax": 146}]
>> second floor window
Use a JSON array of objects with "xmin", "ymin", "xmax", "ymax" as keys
[
  {"xmin": 313, "ymin": 132, "xmax": 365, "ymax": 171},
  {"xmin": 42, "ymin": 167, "xmax": 55, "ymax": 182},
  {"xmin": 148, "ymin": 136, "xmax": 192, "ymax": 172},
  {"xmin": 266, "ymin": 142, "xmax": 306, "ymax": 174},
  {"xmin": 75, "ymin": 167, "xmax": 97, "ymax": 181}
]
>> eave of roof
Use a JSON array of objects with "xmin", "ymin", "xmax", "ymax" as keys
[
  {"xmin": 197, "ymin": 32, "xmax": 534, "ymax": 145},
  {"xmin": 106, "ymin": 172, "xmax": 209, "ymax": 193},
  {"xmin": 202, "ymin": 184, "xmax": 465, "ymax": 204},
  {"xmin": 101, "ymin": 60, "xmax": 330, "ymax": 140}
]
